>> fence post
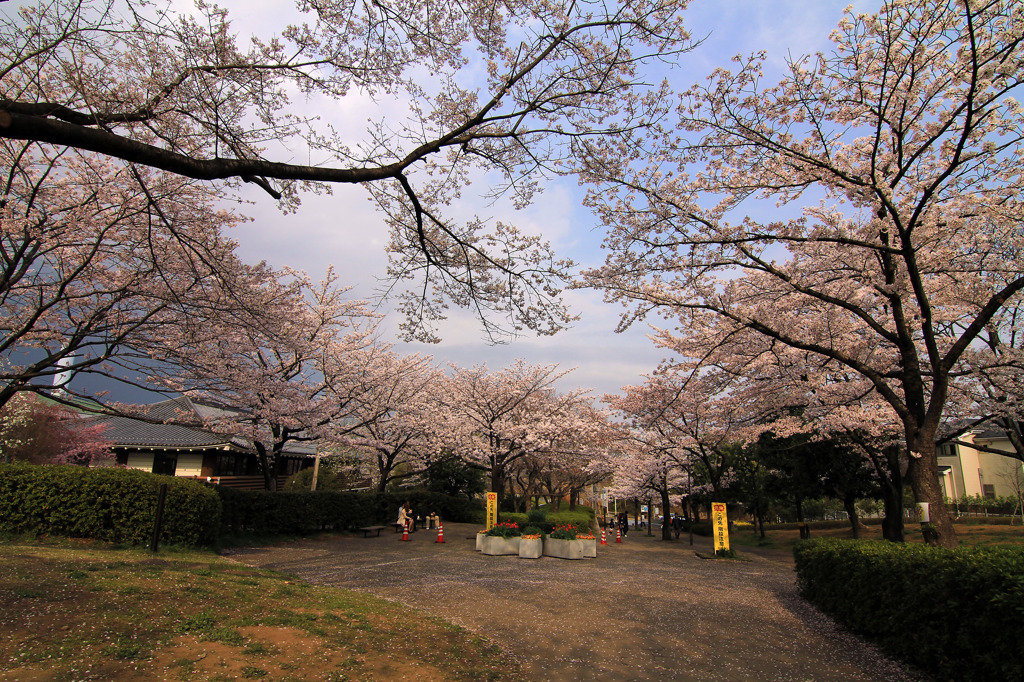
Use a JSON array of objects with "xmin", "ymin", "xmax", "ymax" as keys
[{"xmin": 150, "ymin": 483, "xmax": 169, "ymax": 553}]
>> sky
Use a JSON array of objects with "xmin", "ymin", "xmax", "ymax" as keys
[{"xmin": 195, "ymin": 0, "xmax": 879, "ymax": 402}]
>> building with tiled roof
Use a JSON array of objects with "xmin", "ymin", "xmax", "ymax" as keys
[{"xmin": 84, "ymin": 397, "xmax": 314, "ymax": 490}]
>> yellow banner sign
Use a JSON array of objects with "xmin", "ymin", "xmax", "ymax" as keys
[
  {"xmin": 712, "ymin": 502, "xmax": 730, "ymax": 552},
  {"xmin": 485, "ymin": 492, "xmax": 498, "ymax": 530}
]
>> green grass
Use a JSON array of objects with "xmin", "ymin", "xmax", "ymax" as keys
[
  {"xmin": 730, "ymin": 519, "xmax": 1024, "ymax": 554},
  {"xmin": 0, "ymin": 537, "xmax": 521, "ymax": 681}
]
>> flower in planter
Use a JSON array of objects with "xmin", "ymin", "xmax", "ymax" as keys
[
  {"xmin": 521, "ymin": 533, "xmax": 542, "ymax": 540},
  {"xmin": 549, "ymin": 523, "xmax": 580, "ymax": 540},
  {"xmin": 576, "ymin": 534, "xmax": 595, "ymax": 540},
  {"xmin": 485, "ymin": 521, "xmax": 522, "ymax": 538}
]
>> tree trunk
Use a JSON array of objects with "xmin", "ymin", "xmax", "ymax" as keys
[
  {"xmin": 843, "ymin": 493, "xmax": 861, "ymax": 540},
  {"xmin": 661, "ymin": 488, "xmax": 673, "ymax": 541},
  {"xmin": 873, "ymin": 444, "xmax": 905, "ymax": 542},
  {"xmin": 255, "ymin": 442, "xmax": 274, "ymax": 491},
  {"xmin": 906, "ymin": 440, "xmax": 957, "ymax": 547}
]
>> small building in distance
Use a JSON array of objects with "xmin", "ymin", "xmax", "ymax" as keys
[
  {"xmin": 87, "ymin": 397, "xmax": 314, "ymax": 490},
  {"xmin": 937, "ymin": 426, "xmax": 1024, "ymax": 500}
]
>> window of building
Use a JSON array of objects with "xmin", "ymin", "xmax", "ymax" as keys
[
  {"xmin": 983, "ymin": 484, "xmax": 996, "ymax": 499},
  {"xmin": 214, "ymin": 453, "xmax": 258, "ymax": 476}
]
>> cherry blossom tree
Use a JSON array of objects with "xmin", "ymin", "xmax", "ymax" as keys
[
  {"xmin": 0, "ymin": 393, "xmax": 111, "ymax": 465},
  {"xmin": 1, "ymin": 0, "xmax": 694, "ymax": 342},
  {"xmin": 583, "ymin": 0, "xmax": 1024, "ymax": 547},
  {"xmin": 0, "ymin": 142, "xmax": 247, "ymax": 411},
  {"xmin": 430, "ymin": 360, "xmax": 591, "ymax": 507},
  {"xmin": 341, "ymin": 351, "xmax": 440, "ymax": 492},
  {"xmin": 511, "ymin": 401, "xmax": 614, "ymax": 511},
  {"xmin": 131, "ymin": 266, "xmax": 384, "ymax": 490},
  {"xmin": 607, "ymin": 366, "xmax": 748, "ymax": 507}
]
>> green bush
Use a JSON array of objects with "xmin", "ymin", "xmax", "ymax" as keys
[
  {"xmin": 0, "ymin": 464, "xmax": 488, "ymax": 546},
  {"xmin": 280, "ymin": 467, "xmax": 347, "ymax": 491},
  {"xmin": 794, "ymin": 538, "xmax": 1024, "ymax": 681},
  {"xmin": 503, "ymin": 509, "xmax": 591, "ymax": 534},
  {"xmin": 0, "ymin": 463, "xmax": 220, "ymax": 547},
  {"xmin": 526, "ymin": 508, "xmax": 547, "ymax": 524},
  {"xmin": 217, "ymin": 488, "xmax": 484, "ymax": 538}
]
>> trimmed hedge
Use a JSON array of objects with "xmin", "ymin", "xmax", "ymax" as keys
[
  {"xmin": 216, "ymin": 489, "xmax": 484, "ymax": 537},
  {"xmin": 365, "ymin": 491, "xmax": 484, "ymax": 526},
  {"xmin": 0, "ymin": 463, "xmax": 220, "ymax": 547},
  {"xmin": 0, "ymin": 464, "xmax": 487, "ymax": 545},
  {"xmin": 794, "ymin": 538, "xmax": 1024, "ymax": 681},
  {"xmin": 217, "ymin": 488, "xmax": 373, "ymax": 536}
]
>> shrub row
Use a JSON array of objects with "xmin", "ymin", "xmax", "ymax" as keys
[
  {"xmin": 0, "ymin": 464, "xmax": 485, "ymax": 547},
  {"xmin": 793, "ymin": 538, "xmax": 1024, "ymax": 681},
  {"xmin": 216, "ymin": 487, "xmax": 373, "ymax": 536},
  {"xmin": 0, "ymin": 463, "xmax": 220, "ymax": 547},
  {"xmin": 217, "ymin": 488, "xmax": 484, "ymax": 537}
]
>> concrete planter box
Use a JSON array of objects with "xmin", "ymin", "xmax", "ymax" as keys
[
  {"xmin": 518, "ymin": 537, "xmax": 543, "ymax": 559},
  {"xmin": 476, "ymin": 531, "xmax": 487, "ymax": 551},
  {"xmin": 480, "ymin": 535, "xmax": 521, "ymax": 556},
  {"xmin": 578, "ymin": 537, "xmax": 597, "ymax": 558},
  {"xmin": 543, "ymin": 537, "xmax": 583, "ymax": 560}
]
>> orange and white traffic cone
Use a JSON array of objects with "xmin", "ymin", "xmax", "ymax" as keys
[
  {"xmin": 435, "ymin": 521, "xmax": 445, "ymax": 543},
  {"xmin": 401, "ymin": 520, "xmax": 410, "ymax": 541},
  {"xmin": 600, "ymin": 527, "xmax": 608, "ymax": 546},
  {"xmin": 616, "ymin": 527, "xmax": 622, "ymax": 543}
]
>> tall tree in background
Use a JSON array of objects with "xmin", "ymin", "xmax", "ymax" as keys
[
  {"xmin": 343, "ymin": 351, "xmax": 439, "ymax": 492},
  {"xmin": 0, "ymin": 0, "xmax": 694, "ymax": 341},
  {"xmin": 0, "ymin": 394, "xmax": 111, "ymax": 465},
  {"xmin": 584, "ymin": 0, "xmax": 1024, "ymax": 547},
  {"xmin": 432, "ymin": 360, "xmax": 591, "ymax": 507}
]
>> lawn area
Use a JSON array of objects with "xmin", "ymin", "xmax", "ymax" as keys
[
  {"xmin": 0, "ymin": 538, "xmax": 519, "ymax": 681},
  {"xmin": 729, "ymin": 520, "xmax": 1024, "ymax": 553}
]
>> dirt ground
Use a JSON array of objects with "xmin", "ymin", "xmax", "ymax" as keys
[{"xmin": 226, "ymin": 524, "xmax": 922, "ymax": 682}]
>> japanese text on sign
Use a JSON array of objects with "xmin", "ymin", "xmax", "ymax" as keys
[
  {"xmin": 486, "ymin": 492, "xmax": 498, "ymax": 530},
  {"xmin": 712, "ymin": 502, "xmax": 730, "ymax": 552}
]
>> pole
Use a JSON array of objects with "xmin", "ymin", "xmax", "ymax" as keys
[
  {"xmin": 311, "ymin": 452, "xmax": 321, "ymax": 491},
  {"xmin": 150, "ymin": 483, "xmax": 168, "ymax": 553}
]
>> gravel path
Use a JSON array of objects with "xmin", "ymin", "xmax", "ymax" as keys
[{"xmin": 227, "ymin": 524, "xmax": 920, "ymax": 681}]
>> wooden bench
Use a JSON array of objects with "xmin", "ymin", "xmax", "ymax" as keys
[{"xmin": 357, "ymin": 525, "xmax": 387, "ymax": 537}]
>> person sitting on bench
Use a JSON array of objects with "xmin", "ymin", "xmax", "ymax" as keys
[{"xmin": 397, "ymin": 501, "xmax": 416, "ymax": 532}]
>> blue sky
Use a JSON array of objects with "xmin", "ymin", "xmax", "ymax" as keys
[{"xmin": 217, "ymin": 0, "xmax": 880, "ymax": 400}]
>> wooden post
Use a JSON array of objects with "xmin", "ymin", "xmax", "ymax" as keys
[
  {"xmin": 150, "ymin": 483, "xmax": 168, "ymax": 553},
  {"xmin": 311, "ymin": 452, "xmax": 321, "ymax": 491}
]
